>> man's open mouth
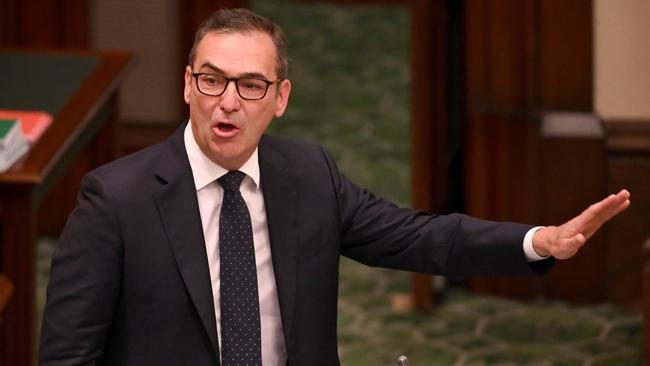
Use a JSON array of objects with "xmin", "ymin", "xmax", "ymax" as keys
[{"xmin": 217, "ymin": 123, "xmax": 237, "ymax": 132}]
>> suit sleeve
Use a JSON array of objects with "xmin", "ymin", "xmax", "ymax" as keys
[
  {"xmin": 318, "ymin": 147, "xmax": 553, "ymax": 277},
  {"xmin": 39, "ymin": 171, "xmax": 122, "ymax": 365}
]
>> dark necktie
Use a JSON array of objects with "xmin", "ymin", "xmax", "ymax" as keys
[{"xmin": 217, "ymin": 171, "xmax": 262, "ymax": 365}]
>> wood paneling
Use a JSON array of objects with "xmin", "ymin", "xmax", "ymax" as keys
[
  {"xmin": 178, "ymin": 0, "xmax": 249, "ymax": 67},
  {"xmin": 643, "ymin": 237, "xmax": 650, "ymax": 365},
  {"xmin": 0, "ymin": 274, "xmax": 11, "ymax": 314},
  {"xmin": 0, "ymin": 50, "xmax": 131, "ymax": 366},
  {"xmin": 37, "ymin": 107, "xmax": 118, "ymax": 236},
  {"xmin": 298, "ymin": 0, "xmax": 404, "ymax": 3},
  {"xmin": 1, "ymin": 0, "xmax": 91, "ymax": 237},
  {"xmin": 408, "ymin": 0, "xmax": 448, "ymax": 309},
  {"xmin": 463, "ymin": 0, "xmax": 599, "ymax": 301},
  {"xmin": 606, "ymin": 156, "xmax": 649, "ymax": 303},
  {"xmin": 604, "ymin": 120, "xmax": 650, "ymax": 303},
  {"xmin": 464, "ymin": 0, "xmax": 542, "ymax": 299},
  {"xmin": 0, "ymin": 0, "xmax": 88, "ymax": 47},
  {"xmin": 538, "ymin": 0, "xmax": 593, "ymax": 110},
  {"xmin": 0, "ymin": 0, "xmax": 19, "ymax": 46},
  {"xmin": 464, "ymin": 0, "xmax": 649, "ymax": 305},
  {"xmin": 117, "ymin": 121, "xmax": 178, "ymax": 156},
  {"xmin": 539, "ymin": 136, "xmax": 606, "ymax": 302},
  {"xmin": 605, "ymin": 120, "xmax": 650, "ymax": 153}
]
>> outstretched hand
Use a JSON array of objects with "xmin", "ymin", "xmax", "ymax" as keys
[{"xmin": 532, "ymin": 189, "xmax": 631, "ymax": 260}]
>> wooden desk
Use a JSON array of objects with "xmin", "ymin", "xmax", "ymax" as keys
[{"xmin": 0, "ymin": 49, "xmax": 131, "ymax": 366}]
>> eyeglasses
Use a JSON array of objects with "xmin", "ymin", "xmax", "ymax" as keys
[{"xmin": 192, "ymin": 72, "xmax": 282, "ymax": 100}]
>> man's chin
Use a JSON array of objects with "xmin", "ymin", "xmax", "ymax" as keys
[{"xmin": 209, "ymin": 146, "xmax": 249, "ymax": 170}]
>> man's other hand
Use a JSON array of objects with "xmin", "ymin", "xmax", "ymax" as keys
[{"xmin": 532, "ymin": 189, "xmax": 631, "ymax": 260}]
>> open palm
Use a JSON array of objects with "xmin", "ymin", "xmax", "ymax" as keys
[{"xmin": 532, "ymin": 189, "xmax": 631, "ymax": 259}]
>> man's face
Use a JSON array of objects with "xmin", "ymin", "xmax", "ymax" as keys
[{"xmin": 184, "ymin": 31, "xmax": 291, "ymax": 170}]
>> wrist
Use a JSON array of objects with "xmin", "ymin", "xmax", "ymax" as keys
[{"xmin": 532, "ymin": 226, "xmax": 553, "ymax": 257}]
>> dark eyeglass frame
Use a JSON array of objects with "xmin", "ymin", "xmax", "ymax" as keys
[{"xmin": 192, "ymin": 72, "xmax": 283, "ymax": 100}]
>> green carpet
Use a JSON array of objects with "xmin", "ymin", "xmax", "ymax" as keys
[
  {"xmin": 254, "ymin": 0, "xmax": 411, "ymax": 207},
  {"xmin": 337, "ymin": 257, "xmax": 642, "ymax": 365}
]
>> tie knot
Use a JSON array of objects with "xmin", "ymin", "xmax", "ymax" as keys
[{"xmin": 218, "ymin": 170, "xmax": 246, "ymax": 192}]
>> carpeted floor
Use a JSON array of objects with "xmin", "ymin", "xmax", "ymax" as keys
[{"xmin": 336, "ymin": 257, "xmax": 643, "ymax": 365}]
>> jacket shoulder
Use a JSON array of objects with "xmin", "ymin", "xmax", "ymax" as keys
[
  {"xmin": 92, "ymin": 142, "xmax": 165, "ymax": 182},
  {"xmin": 260, "ymin": 134, "xmax": 333, "ymax": 167},
  {"xmin": 260, "ymin": 134, "xmax": 323, "ymax": 153}
]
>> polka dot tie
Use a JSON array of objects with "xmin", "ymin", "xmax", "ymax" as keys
[{"xmin": 217, "ymin": 171, "xmax": 262, "ymax": 366}]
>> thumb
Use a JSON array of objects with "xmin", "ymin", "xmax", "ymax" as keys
[
  {"xmin": 557, "ymin": 232, "xmax": 586, "ymax": 260},
  {"xmin": 571, "ymin": 232, "xmax": 586, "ymax": 248}
]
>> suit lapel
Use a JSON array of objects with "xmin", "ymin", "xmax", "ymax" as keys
[
  {"xmin": 153, "ymin": 124, "xmax": 219, "ymax": 358},
  {"xmin": 151, "ymin": 129, "xmax": 299, "ymax": 357},
  {"xmin": 259, "ymin": 136, "xmax": 300, "ymax": 346}
]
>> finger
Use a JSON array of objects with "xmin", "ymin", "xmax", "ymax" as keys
[
  {"xmin": 609, "ymin": 198, "xmax": 631, "ymax": 218},
  {"xmin": 569, "ymin": 190, "xmax": 631, "ymax": 235},
  {"xmin": 597, "ymin": 190, "xmax": 631, "ymax": 220},
  {"xmin": 580, "ymin": 198, "xmax": 631, "ymax": 238},
  {"xmin": 609, "ymin": 189, "xmax": 630, "ymax": 199},
  {"xmin": 583, "ymin": 193, "xmax": 630, "ymax": 229},
  {"xmin": 589, "ymin": 190, "xmax": 630, "ymax": 219},
  {"xmin": 570, "ymin": 196, "xmax": 630, "ymax": 239}
]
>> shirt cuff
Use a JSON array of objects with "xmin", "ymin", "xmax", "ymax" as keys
[{"xmin": 523, "ymin": 226, "xmax": 549, "ymax": 262}]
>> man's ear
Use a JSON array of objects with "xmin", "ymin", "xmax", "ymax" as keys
[
  {"xmin": 183, "ymin": 66, "xmax": 193, "ymax": 104},
  {"xmin": 274, "ymin": 79, "xmax": 292, "ymax": 118}
]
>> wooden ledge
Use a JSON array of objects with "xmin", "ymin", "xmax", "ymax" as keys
[{"xmin": 603, "ymin": 119, "xmax": 650, "ymax": 155}]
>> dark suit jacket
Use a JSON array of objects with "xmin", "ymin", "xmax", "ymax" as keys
[{"xmin": 39, "ymin": 122, "xmax": 551, "ymax": 365}]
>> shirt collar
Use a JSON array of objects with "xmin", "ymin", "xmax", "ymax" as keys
[{"xmin": 184, "ymin": 121, "xmax": 260, "ymax": 191}]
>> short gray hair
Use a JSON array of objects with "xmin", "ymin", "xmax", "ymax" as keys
[{"xmin": 188, "ymin": 8, "xmax": 288, "ymax": 79}]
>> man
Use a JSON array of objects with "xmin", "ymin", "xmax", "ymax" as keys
[{"xmin": 39, "ymin": 8, "xmax": 630, "ymax": 366}]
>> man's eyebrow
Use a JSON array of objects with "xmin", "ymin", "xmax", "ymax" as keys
[
  {"xmin": 198, "ymin": 62, "xmax": 270, "ymax": 80},
  {"xmin": 198, "ymin": 62, "xmax": 226, "ymax": 74},
  {"xmin": 239, "ymin": 72, "xmax": 269, "ymax": 80}
]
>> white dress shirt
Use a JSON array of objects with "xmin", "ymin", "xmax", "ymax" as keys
[{"xmin": 184, "ymin": 123, "xmax": 287, "ymax": 365}]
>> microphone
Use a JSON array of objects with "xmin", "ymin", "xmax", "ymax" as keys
[{"xmin": 397, "ymin": 355, "xmax": 410, "ymax": 366}]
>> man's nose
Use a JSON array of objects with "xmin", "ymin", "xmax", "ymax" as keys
[{"xmin": 218, "ymin": 80, "xmax": 241, "ymax": 112}]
